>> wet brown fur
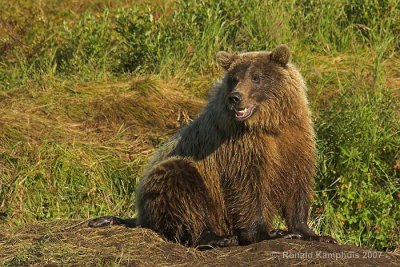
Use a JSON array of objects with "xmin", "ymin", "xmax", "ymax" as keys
[{"xmin": 136, "ymin": 44, "xmax": 332, "ymax": 247}]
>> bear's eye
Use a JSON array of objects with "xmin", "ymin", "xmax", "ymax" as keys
[
  {"xmin": 252, "ymin": 74, "xmax": 261, "ymax": 84},
  {"xmin": 230, "ymin": 76, "xmax": 239, "ymax": 87}
]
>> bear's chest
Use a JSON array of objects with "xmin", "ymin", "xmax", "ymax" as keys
[{"xmin": 213, "ymin": 132, "xmax": 278, "ymax": 178}]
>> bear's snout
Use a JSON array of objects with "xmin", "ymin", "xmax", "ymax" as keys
[{"xmin": 228, "ymin": 92, "xmax": 243, "ymax": 106}]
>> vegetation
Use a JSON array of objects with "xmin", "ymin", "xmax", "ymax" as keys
[{"xmin": 0, "ymin": 0, "xmax": 399, "ymax": 253}]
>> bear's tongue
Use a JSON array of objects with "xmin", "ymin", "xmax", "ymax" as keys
[{"xmin": 235, "ymin": 107, "xmax": 251, "ymax": 119}]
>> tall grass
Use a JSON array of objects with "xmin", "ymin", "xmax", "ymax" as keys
[{"xmin": 0, "ymin": 0, "xmax": 399, "ymax": 250}]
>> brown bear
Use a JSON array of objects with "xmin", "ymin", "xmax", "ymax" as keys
[{"xmin": 89, "ymin": 44, "xmax": 336, "ymax": 249}]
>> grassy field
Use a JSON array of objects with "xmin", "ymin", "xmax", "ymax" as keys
[{"xmin": 0, "ymin": 0, "xmax": 399, "ymax": 256}]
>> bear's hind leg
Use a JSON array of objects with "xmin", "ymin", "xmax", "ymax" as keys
[{"xmin": 137, "ymin": 157, "xmax": 235, "ymax": 248}]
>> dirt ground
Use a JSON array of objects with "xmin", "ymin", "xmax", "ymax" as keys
[{"xmin": 1, "ymin": 220, "xmax": 399, "ymax": 266}]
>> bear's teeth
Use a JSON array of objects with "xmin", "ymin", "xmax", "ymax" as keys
[{"xmin": 236, "ymin": 108, "xmax": 249, "ymax": 117}]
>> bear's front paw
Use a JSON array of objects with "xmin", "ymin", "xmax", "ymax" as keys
[
  {"xmin": 269, "ymin": 229, "xmax": 290, "ymax": 239},
  {"xmin": 282, "ymin": 233, "xmax": 303, "ymax": 240},
  {"xmin": 196, "ymin": 232, "xmax": 239, "ymax": 250}
]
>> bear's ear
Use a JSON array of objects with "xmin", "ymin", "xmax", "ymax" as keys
[
  {"xmin": 216, "ymin": 51, "xmax": 235, "ymax": 70},
  {"xmin": 270, "ymin": 44, "xmax": 291, "ymax": 65}
]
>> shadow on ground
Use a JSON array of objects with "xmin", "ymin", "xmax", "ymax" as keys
[{"xmin": 1, "ymin": 220, "xmax": 399, "ymax": 266}]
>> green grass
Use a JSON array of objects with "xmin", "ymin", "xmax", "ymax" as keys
[{"xmin": 0, "ymin": 0, "xmax": 399, "ymax": 251}]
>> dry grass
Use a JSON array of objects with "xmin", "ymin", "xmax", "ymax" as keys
[
  {"xmin": 0, "ymin": 76, "xmax": 204, "ymax": 148},
  {"xmin": 1, "ymin": 220, "xmax": 399, "ymax": 266},
  {"xmin": 0, "ymin": 76, "xmax": 205, "ymax": 224},
  {"xmin": 384, "ymin": 55, "xmax": 400, "ymax": 103}
]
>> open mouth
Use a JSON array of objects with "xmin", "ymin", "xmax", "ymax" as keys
[{"xmin": 234, "ymin": 105, "xmax": 256, "ymax": 121}]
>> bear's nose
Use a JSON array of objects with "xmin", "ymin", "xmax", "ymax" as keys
[{"xmin": 228, "ymin": 92, "xmax": 242, "ymax": 104}]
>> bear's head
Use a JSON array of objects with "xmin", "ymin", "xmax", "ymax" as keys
[{"xmin": 216, "ymin": 44, "xmax": 309, "ymax": 130}]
